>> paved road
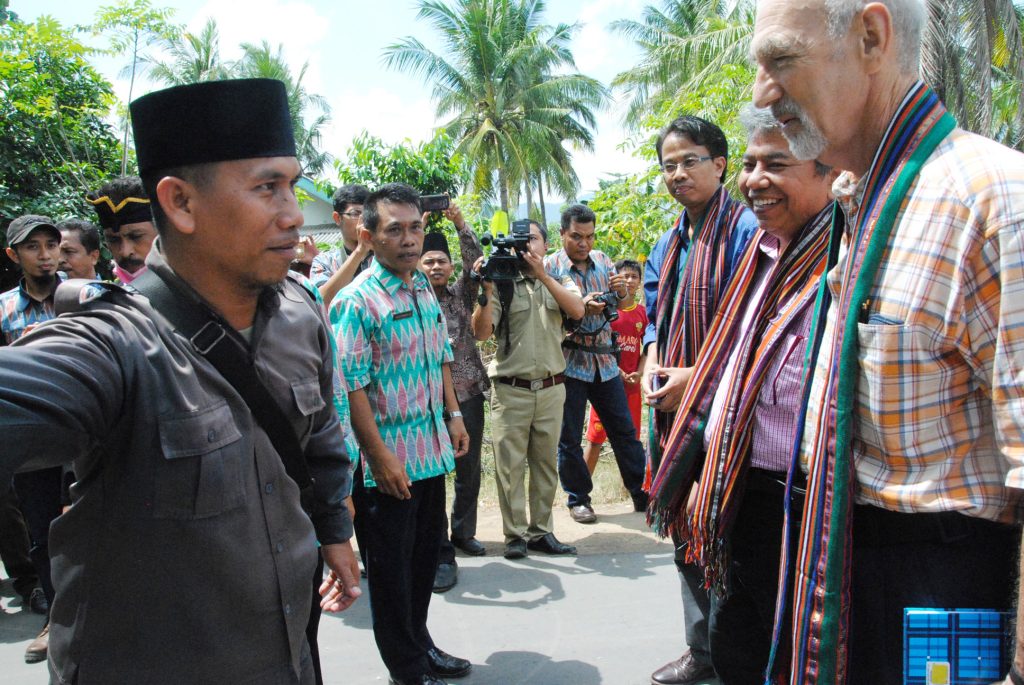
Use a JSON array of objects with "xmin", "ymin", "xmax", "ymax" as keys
[{"xmin": 1, "ymin": 505, "xmax": 721, "ymax": 685}]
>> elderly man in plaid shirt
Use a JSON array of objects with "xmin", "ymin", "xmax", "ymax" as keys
[{"xmin": 751, "ymin": 0, "xmax": 1024, "ymax": 683}]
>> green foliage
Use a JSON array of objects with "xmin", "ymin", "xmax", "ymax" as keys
[
  {"xmin": 588, "ymin": 169, "xmax": 675, "ymax": 261},
  {"xmin": 334, "ymin": 132, "xmax": 467, "ymax": 230},
  {"xmin": 88, "ymin": 0, "xmax": 177, "ymax": 175},
  {"xmin": 0, "ymin": 16, "xmax": 121, "ymax": 222},
  {"xmin": 335, "ymin": 132, "xmax": 465, "ymax": 195}
]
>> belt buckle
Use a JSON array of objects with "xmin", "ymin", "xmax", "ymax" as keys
[{"xmin": 530, "ymin": 379, "xmax": 544, "ymax": 391}]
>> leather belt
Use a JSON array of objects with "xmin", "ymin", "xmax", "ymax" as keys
[{"xmin": 497, "ymin": 373, "xmax": 565, "ymax": 391}]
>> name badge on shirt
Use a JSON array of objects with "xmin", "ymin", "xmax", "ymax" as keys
[{"xmin": 393, "ymin": 310, "xmax": 413, "ymax": 321}]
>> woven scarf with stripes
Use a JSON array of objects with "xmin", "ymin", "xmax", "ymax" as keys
[
  {"xmin": 767, "ymin": 83, "xmax": 956, "ymax": 685},
  {"xmin": 648, "ymin": 205, "xmax": 832, "ymax": 561},
  {"xmin": 652, "ymin": 187, "xmax": 747, "ymax": 460}
]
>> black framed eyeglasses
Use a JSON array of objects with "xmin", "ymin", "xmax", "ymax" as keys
[{"xmin": 660, "ymin": 156, "xmax": 713, "ymax": 174}]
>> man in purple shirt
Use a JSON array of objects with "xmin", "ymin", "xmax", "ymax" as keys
[{"xmin": 651, "ymin": 105, "xmax": 837, "ymax": 683}]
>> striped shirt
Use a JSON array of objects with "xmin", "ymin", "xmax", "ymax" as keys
[
  {"xmin": 546, "ymin": 248, "xmax": 621, "ymax": 382},
  {"xmin": 0, "ymin": 275, "xmax": 65, "ymax": 345},
  {"xmin": 332, "ymin": 258, "xmax": 455, "ymax": 487},
  {"xmin": 704, "ymin": 235, "xmax": 816, "ymax": 472},
  {"xmin": 801, "ymin": 128, "xmax": 1024, "ymax": 523}
]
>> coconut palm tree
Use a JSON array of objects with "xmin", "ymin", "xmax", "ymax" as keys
[
  {"xmin": 143, "ymin": 17, "xmax": 232, "ymax": 86},
  {"xmin": 383, "ymin": 0, "xmax": 607, "ymax": 213},
  {"xmin": 236, "ymin": 40, "xmax": 333, "ymax": 176},
  {"xmin": 922, "ymin": 0, "xmax": 1024, "ymax": 147},
  {"xmin": 610, "ymin": 0, "xmax": 754, "ymax": 131}
]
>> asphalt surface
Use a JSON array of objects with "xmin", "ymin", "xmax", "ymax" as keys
[{"xmin": 1, "ymin": 503, "xmax": 722, "ymax": 685}]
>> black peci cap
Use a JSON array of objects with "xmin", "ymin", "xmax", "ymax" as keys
[{"xmin": 130, "ymin": 78, "xmax": 297, "ymax": 176}]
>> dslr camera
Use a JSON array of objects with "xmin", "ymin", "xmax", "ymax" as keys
[
  {"xmin": 592, "ymin": 291, "xmax": 620, "ymax": 322},
  {"xmin": 474, "ymin": 219, "xmax": 532, "ymax": 282}
]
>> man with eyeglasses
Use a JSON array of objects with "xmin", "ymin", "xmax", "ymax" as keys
[
  {"xmin": 311, "ymin": 183, "xmax": 372, "ymax": 306},
  {"xmin": 642, "ymin": 115, "xmax": 757, "ymax": 685}
]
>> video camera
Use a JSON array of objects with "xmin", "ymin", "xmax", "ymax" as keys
[{"xmin": 473, "ymin": 219, "xmax": 532, "ymax": 282}]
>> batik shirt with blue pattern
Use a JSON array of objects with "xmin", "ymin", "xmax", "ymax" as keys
[
  {"xmin": 0, "ymin": 274, "xmax": 66, "ymax": 345},
  {"xmin": 331, "ymin": 258, "xmax": 455, "ymax": 487},
  {"xmin": 545, "ymin": 249, "xmax": 622, "ymax": 383}
]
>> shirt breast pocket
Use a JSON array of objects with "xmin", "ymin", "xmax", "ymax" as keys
[
  {"xmin": 765, "ymin": 333, "xmax": 807, "ymax": 406},
  {"xmin": 155, "ymin": 401, "xmax": 245, "ymax": 519},
  {"xmin": 855, "ymin": 319, "xmax": 955, "ymax": 459}
]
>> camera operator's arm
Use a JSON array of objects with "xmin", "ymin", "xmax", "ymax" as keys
[
  {"xmin": 471, "ymin": 256, "xmax": 495, "ymax": 341},
  {"xmin": 319, "ymin": 238, "xmax": 371, "ymax": 306},
  {"xmin": 446, "ymin": 204, "xmax": 483, "ymax": 308},
  {"xmin": 524, "ymin": 251, "xmax": 584, "ymax": 319}
]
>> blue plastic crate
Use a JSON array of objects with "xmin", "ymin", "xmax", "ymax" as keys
[{"xmin": 904, "ymin": 608, "xmax": 1011, "ymax": 685}]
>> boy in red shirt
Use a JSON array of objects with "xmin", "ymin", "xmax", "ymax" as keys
[{"xmin": 584, "ymin": 259, "xmax": 648, "ymax": 473}]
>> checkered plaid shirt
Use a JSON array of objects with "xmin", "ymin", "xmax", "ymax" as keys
[{"xmin": 801, "ymin": 129, "xmax": 1024, "ymax": 523}]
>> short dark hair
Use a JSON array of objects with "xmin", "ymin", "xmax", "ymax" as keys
[
  {"xmin": 332, "ymin": 183, "xmax": 370, "ymax": 213},
  {"xmin": 140, "ymin": 165, "xmax": 213, "ymax": 233},
  {"xmin": 655, "ymin": 115, "xmax": 728, "ymax": 183},
  {"xmin": 528, "ymin": 220, "xmax": 548, "ymax": 243},
  {"xmin": 560, "ymin": 204, "xmax": 596, "ymax": 232},
  {"xmin": 57, "ymin": 219, "xmax": 101, "ymax": 253},
  {"xmin": 363, "ymin": 183, "xmax": 421, "ymax": 232},
  {"xmin": 615, "ymin": 258, "xmax": 642, "ymax": 277}
]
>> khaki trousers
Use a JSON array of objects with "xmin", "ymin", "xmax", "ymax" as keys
[{"xmin": 491, "ymin": 381, "xmax": 565, "ymax": 542}]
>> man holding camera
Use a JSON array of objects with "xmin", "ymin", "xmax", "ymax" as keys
[
  {"xmin": 471, "ymin": 220, "xmax": 584, "ymax": 560},
  {"xmin": 548, "ymin": 204, "xmax": 649, "ymax": 524}
]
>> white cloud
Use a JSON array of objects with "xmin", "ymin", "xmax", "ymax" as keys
[
  {"xmin": 321, "ymin": 87, "xmax": 438, "ymax": 164},
  {"xmin": 192, "ymin": 0, "xmax": 330, "ymax": 93}
]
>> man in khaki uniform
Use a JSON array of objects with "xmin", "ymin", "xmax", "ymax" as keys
[{"xmin": 471, "ymin": 221, "xmax": 584, "ymax": 559}]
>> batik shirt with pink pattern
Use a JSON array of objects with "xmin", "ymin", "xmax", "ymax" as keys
[{"xmin": 331, "ymin": 258, "xmax": 455, "ymax": 487}]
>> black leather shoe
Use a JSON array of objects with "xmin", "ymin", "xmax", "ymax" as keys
[
  {"xmin": 427, "ymin": 647, "xmax": 471, "ymax": 678},
  {"xmin": 432, "ymin": 562, "xmax": 458, "ymax": 593},
  {"xmin": 650, "ymin": 651, "xmax": 716, "ymax": 684},
  {"xmin": 503, "ymin": 538, "xmax": 527, "ymax": 559},
  {"xmin": 389, "ymin": 674, "xmax": 447, "ymax": 685},
  {"xmin": 27, "ymin": 587, "xmax": 48, "ymax": 615},
  {"xmin": 632, "ymin": 491, "xmax": 650, "ymax": 512},
  {"xmin": 526, "ymin": 533, "xmax": 577, "ymax": 555},
  {"xmin": 451, "ymin": 536, "xmax": 486, "ymax": 556}
]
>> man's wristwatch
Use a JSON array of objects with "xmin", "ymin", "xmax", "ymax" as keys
[{"xmin": 443, "ymin": 410, "xmax": 463, "ymax": 421}]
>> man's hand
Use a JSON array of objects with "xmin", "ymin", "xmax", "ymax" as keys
[
  {"xmin": 622, "ymin": 369, "xmax": 641, "ymax": 386},
  {"xmin": 685, "ymin": 482, "xmax": 699, "ymax": 520},
  {"xmin": 371, "ymin": 451, "xmax": 412, "ymax": 500},
  {"xmin": 472, "ymin": 256, "xmax": 493, "ymax": 295},
  {"xmin": 582, "ymin": 292, "xmax": 607, "ymax": 317},
  {"xmin": 645, "ymin": 365, "xmax": 694, "ymax": 412},
  {"xmin": 608, "ymin": 272, "xmax": 627, "ymax": 298},
  {"xmin": 296, "ymin": 235, "xmax": 319, "ymax": 266},
  {"xmin": 520, "ymin": 248, "xmax": 546, "ymax": 280},
  {"xmin": 442, "ymin": 204, "xmax": 466, "ymax": 230},
  {"xmin": 319, "ymin": 541, "xmax": 362, "ymax": 612},
  {"xmin": 447, "ymin": 416, "xmax": 469, "ymax": 457}
]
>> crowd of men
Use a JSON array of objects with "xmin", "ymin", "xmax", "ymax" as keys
[{"xmin": 1, "ymin": 1, "xmax": 1023, "ymax": 684}]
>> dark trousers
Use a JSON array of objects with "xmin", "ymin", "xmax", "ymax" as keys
[
  {"xmin": 676, "ymin": 535, "xmax": 713, "ymax": 666},
  {"xmin": 13, "ymin": 466, "xmax": 63, "ymax": 607},
  {"xmin": 0, "ymin": 480, "xmax": 38, "ymax": 598},
  {"xmin": 439, "ymin": 392, "xmax": 485, "ymax": 564},
  {"xmin": 710, "ymin": 470, "xmax": 804, "ymax": 685},
  {"xmin": 848, "ymin": 504, "xmax": 1020, "ymax": 684},
  {"xmin": 353, "ymin": 472, "xmax": 445, "ymax": 680},
  {"xmin": 307, "ymin": 549, "xmax": 324, "ymax": 685},
  {"xmin": 558, "ymin": 374, "xmax": 646, "ymax": 507}
]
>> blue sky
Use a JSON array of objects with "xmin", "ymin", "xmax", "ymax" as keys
[{"xmin": 27, "ymin": 0, "xmax": 653, "ymax": 198}]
